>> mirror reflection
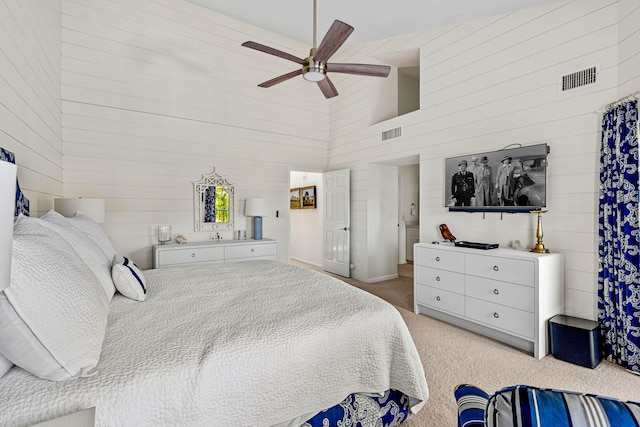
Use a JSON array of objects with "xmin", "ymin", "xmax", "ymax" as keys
[{"xmin": 193, "ymin": 168, "xmax": 234, "ymax": 231}]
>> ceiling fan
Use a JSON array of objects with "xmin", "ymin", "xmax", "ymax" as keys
[{"xmin": 241, "ymin": 0, "xmax": 391, "ymax": 99}]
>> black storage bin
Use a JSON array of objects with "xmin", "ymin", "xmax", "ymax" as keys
[{"xmin": 549, "ymin": 315, "xmax": 601, "ymax": 369}]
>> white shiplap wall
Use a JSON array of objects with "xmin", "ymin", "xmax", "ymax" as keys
[
  {"xmin": 618, "ymin": 0, "xmax": 640, "ymax": 95},
  {"xmin": 0, "ymin": 0, "xmax": 62, "ymax": 215},
  {"xmin": 5, "ymin": 0, "xmax": 638, "ymax": 318},
  {"xmin": 61, "ymin": 0, "xmax": 330, "ymax": 268},
  {"xmin": 327, "ymin": 0, "xmax": 635, "ymax": 320}
]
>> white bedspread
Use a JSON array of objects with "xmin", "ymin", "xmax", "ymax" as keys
[{"xmin": 0, "ymin": 261, "xmax": 428, "ymax": 427}]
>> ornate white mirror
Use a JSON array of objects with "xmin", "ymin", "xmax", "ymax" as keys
[{"xmin": 193, "ymin": 168, "xmax": 234, "ymax": 231}]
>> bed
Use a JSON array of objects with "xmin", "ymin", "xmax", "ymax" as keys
[{"xmin": 0, "ymin": 157, "xmax": 429, "ymax": 426}]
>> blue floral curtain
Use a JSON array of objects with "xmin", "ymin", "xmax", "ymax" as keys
[{"xmin": 598, "ymin": 99, "xmax": 640, "ymax": 373}]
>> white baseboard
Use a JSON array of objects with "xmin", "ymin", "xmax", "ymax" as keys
[
  {"xmin": 289, "ymin": 257, "xmax": 322, "ymax": 268},
  {"xmin": 367, "ymin": 274, "xmax": 399, "ymax": 283}
]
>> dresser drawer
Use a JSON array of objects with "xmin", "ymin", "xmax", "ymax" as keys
[
  {"xmin": 415, "ymin": 247, "xmax": 465, "ymax": 273},
  {"xmin": 415, "ymin": 265, "xmax": 464, "ymax": 294},
  {"xmin": 466, "ymin": 276, "xmax": 534, "ymax": 312},
  {"xmin": 158, "ymin": 246, "xmax": 224, "ymax": 267},
  {"xmin": 415, "ymin": 285, "xmax": 465, "ymax": 316},
  {"xmin": 224, "ymin": 242, "xmax": 277, "ymax": 260},
  {"xmin": 465, "ymin": 297, "xmax": 534, "ymax": 339},
  {"xmin": 465, "ymin": 253, "xmax": 534, "ymax": 287}
]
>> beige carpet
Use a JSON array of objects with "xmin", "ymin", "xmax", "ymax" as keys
[{"xmin": 291, "ymin": 260, "xmax": 640, "ymax": 426}]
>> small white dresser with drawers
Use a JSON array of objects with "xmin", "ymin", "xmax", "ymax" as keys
[
  {"xmin": 413, "ymin": 243, "xmax": 563, "ymax": 358},
  {"xmin": 153, "ymin": 239, "xmax": 278, "ymax": 268}
]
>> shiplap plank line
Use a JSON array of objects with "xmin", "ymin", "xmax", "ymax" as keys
[
  {"xmin": 0, "ymin": 0, "xmax": 62, "ymax": 205},
  {"xmin": 0, "ymin": 30, "xmax": 62, "ymax": 146},
  {"xmin": 62, "ymin": 101, "xmax": 326, "ymax": 149},
  {"xmin": 1, "ymin": 1, "xmax": 61, "ymax": 125}
]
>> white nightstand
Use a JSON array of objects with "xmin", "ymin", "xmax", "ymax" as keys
[{"xmin": 153, "ymin": 239, "xmax": 278, "ymax": 268}]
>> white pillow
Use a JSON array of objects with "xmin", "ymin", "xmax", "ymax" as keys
[
  {"xmin": 112, "ymin": 255, "xmax": 147, "ymax": 301},
  {"xmin": 41, "ymin": 210, "xmax": 116, "ymax": 299},
  {"xmin": 67, "ymin": 211, "xmax": 117, "ymax": 263},
  {"xmin": 0, "ymin": 353, "xmax": 13, "ymax": 379},
  {"xmin": 0, "ymin": 215, "xmax": 110, "ymax": 381}
]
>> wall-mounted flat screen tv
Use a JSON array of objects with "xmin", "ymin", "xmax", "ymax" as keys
[{"xmin": 445, "ymin": 143, "xmax": 549, "ymax": 213}]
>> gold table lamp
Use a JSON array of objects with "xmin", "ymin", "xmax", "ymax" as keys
[{"xmin": 530, "ymin": 209, "xmax": 550, "ymax": 253}]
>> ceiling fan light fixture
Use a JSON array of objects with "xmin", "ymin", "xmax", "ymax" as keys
[
  {"xmin": 303, "ymin": 60, "xmax": 326, "ymax": 82},
  {"xmin": 303, "ymin": 70, "xmax": 325, "ymax": 82}
]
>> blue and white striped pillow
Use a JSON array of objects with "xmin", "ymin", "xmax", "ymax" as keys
[
  {"xmin": 486, "ymin": 385, "xmax": 640, "ymax": 427},
  {"xmin": 111, "ymin": 255, "xmax": 147, "ymax": 301}
]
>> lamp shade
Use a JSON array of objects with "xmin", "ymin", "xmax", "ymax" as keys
[
  {"xmin": 54, "ymin": 198, "xmax": 105, "ymax": 223},
  {"xmin": 0, "ymin": 161, "xmax": 17, "ymax": 291},
  {"xmin": 245, "ymin": 198, "xmax": 268, "ymax": 217}
]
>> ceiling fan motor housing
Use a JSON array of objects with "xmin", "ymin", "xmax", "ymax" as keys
[{"xmin": 303, "ymin": 55, "xmax": 326, "ymax": 82}]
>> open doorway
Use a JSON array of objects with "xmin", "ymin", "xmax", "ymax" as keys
[
  {"xmin": 289, "ymin": 171, "xmax": 323, "ymax": 267},
  {"xmin": 398, "ymin": 163, "xmax": 420, "ymax": 265},
  {"xmin": 373, "ymin": 156, "xmax": 419, "ymax": 281}
]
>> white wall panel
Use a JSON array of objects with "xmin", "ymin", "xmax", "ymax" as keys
[
  {"xmin": 61, "ymin": 0, "xmax": 329, "ymax": 268},
  {"xmin": 4, "ymin": 0, "xmax": 639, "ymax": 316},
  {"xmin": 618, "ymin": 0, "xmax": 640, "ymax": 94},
  {"xmin": 0, "ymin": 0, "xmax": 62, "ymax": 215},
  {"xmin": 326, "ymin": 0, "xmax": 638, "ymax": 318}
]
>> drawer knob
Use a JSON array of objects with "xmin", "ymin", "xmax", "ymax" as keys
[
  {"xmin": 251, "ymin": 248, "xmax": 254, "ymax": 253},
  {"xmin": 493, "ymin": 289, "xmax": 500, "ymax": 295},
  {"xmin": 436, "ymin": 276, "xmax": 440, "ymax": 282},
  {"xmin": 436, "ymin": 296, "xmax": 441, "ymax": 301},
  {"xmin": 191, "ymin": 253, "xmax": 196, "ymax": 258},
  {"xmin": 493, "ymin": 312, "xmax": 500, "ymax": 319},
  {"xmin": 435, "ymin": 256, "xmax": 440, "ymax": 262},
  {"xmin": 493, "ymin": 265, "xmax": 499, "ymax": 271}
]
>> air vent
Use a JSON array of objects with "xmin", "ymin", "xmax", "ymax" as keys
[
  {"xmin": 561, "ymin": 66, "xmax": 598, "ymax": 92},
  {"xmin": 382, "ymin": 127, "xmax": 402, "ymax": 141}
]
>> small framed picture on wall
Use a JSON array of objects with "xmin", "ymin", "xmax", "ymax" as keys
[
  {"xmin": 301, "ymin": 185, "xmax": 316, "ymax": 209},
  {"xmin": 290, "ymin": 188, "xmax": 301, "ymax": 209}
]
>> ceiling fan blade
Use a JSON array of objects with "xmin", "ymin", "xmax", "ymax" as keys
[
  {"xmin": 317, "ymin": 77, "xmax": 338, "ymax": 99},
  {"xmin": 257, "ymin": 69, "xmax": 303, "ymax": 88},
  {"xmin": 313, "ymin": 20, "xmax": 354, "ymax": 63},
  {"xmin": 327, "ymin": 63, "xmax": 391, "ymax": 78},
  {"xmin": 242, "ymin": 41, "xmax": 306, "ymax": 65}
]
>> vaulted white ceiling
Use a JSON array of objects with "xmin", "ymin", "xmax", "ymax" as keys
[{"xmin": 186, "ymin": 0, "xmax": 563, "ymax": 46}]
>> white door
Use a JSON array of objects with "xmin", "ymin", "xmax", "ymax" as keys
[{"xmin": 323, "ymin": 169, "xmax": 350, "ymax": 277}]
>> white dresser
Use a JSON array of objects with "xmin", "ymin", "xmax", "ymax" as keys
[
  {"xmin": 153, "ymin": 239, "xmax": 278, "ymax": 268},
  {"xmin": 413, "ymin": 243, "xmax": 563, "ymax": 358}
]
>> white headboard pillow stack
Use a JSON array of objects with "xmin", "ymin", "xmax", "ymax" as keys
[
  {"xmin": 0, "ymin": 152, "xmax": 147, "ymax": 380},
  {"xmin": 66, "ymin": 211, "xmax": 118, "ymax": 262},
  {"xmin": 41, "ymin": 210, "xmax": 116, "ymax": 299},
  {"xmin": 0, "ymin": 215, "xmax": 110, "ymax": 381}
]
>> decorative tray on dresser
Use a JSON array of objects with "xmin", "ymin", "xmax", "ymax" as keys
[
  {"xmin": 413, "ymin": 242, "xmax": 563, "ymax": 359},
  {"xmin": 153, "ymin": 239, "xmax": 278, "ymax": 269}
]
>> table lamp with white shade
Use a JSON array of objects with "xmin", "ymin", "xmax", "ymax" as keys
[
  {"xmin": 0, "ymin": 161, "xmax": 17, "ymax": 290},
  {"xmin": 245, "ymin": 198, "xmax": 268, "ymax": 240},
  {"xmin": 53, "ymin": 198, "xmax": 106, "ymax": 223}
]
